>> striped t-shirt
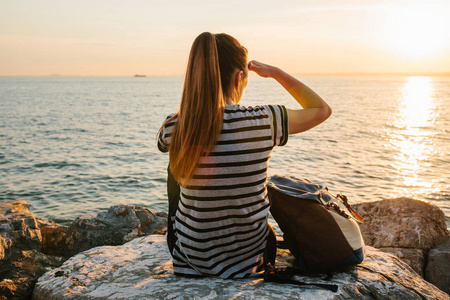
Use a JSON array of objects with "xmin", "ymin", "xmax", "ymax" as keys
[{"xmin": 158, "ymin": 104, "xmax": 288, "ymax": 278}]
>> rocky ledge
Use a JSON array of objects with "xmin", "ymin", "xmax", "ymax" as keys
[
  {"xmin": 1, "ymin": 197, "xmax": 449, "ymax": 299},
  {"xmin": 0, "ymin": 200, "xmax": 167, "ymax": 299},
  {"xmin": 353, "ymin": 197, "xmax": 450, "ymax": 293},
  {"xmin": 33, "ymin": 235, "xmax": 448, "ymax": 300}
]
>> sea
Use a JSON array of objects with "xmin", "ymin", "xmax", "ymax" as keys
[{"xmin": 0, "ymin": 76, "xmax": 449, "ymax": 229}]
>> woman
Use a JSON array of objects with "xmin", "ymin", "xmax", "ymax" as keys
[{"xmin": 158, "ymin": 32, "xmax": 331, "ymax": 279}]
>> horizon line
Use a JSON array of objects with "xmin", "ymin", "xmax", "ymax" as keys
[{"xmin": 1, "ymin": 72, "xmax": 450, "ymax": 78}]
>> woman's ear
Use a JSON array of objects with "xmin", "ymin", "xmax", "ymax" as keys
[{"xmin": 235, "ymin": 70, "xmax": 244, "ymax": 88}]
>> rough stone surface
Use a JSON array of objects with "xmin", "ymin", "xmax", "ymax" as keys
[
  {"xmin": 353, "ymin": 198, "xmax": 448, "ymax": 250},
  {"xmin": 41, "ymin": 225, "xmax": 71, "ymax": 257},
  {"xmin": 426, "ymin": 237, "xmax": 450, "ymax": 295},
  {"xmin": 0, "ymin": 250, "xmax": 64, "ymax": 300},
  {"xmin": 134, "ymin": 207, "xmax": 168, "ymax": 235},
  {"xmin": 379, "ymin": 247, "xmax": 426, "ymax": 277},
  {"xmin": 35, "ymin": 217, "xmax": 58, "ymax": 228},
  {"xmin": 0, "ymin": 201, "xmax": 64, "ymax": 300},
  {"xmin": 67, "ymin": 205, "xmax": 167, "ymax": 256},
  {"xmin": 37, "ymin": 204, "xmax": 168, "ymax": 258},
  {"xmin": 0, "ymin": 200, "xmax": 42, "ymax": 263},
  {"xmin": 33, "ymin": 235, "xmax": 449, "ymax": 300},
  {"xmin": 0, "ymin": 200, "xmax": 168, "ymax": 299},
  {"xmin": 353, "ymin": 198, "xmax": 449, "ymax": 281},
  {"xmin": 36, "ymin": 217, "xmax": 69, "ymax": 257}
]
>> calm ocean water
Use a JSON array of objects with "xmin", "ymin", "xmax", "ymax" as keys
[{"xmin": 1, "ymin": 76, "xmax": 449, "ymax": 228}]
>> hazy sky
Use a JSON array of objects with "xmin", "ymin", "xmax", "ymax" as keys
[{"xmin": 1, "ymin": 0, "xmax": 449, "ymax": 76}]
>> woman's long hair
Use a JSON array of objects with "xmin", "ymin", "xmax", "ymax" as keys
[{"xmin": 161, "ymin": 32, "xmax": 247, "ymax": 185}]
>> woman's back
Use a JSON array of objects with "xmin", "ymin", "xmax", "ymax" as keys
[
  {"xmin": 158, "ymin": 31, "xmax": 330, "ymax": 279},
  {"xmin": 158, "ymin": 104, "xmax": 288, "ymax": 278}
]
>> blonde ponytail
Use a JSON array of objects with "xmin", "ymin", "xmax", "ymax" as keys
[
  {"xmin": 162, "ymin": 32, "xmax": 248, "ymax": 185},
  {"xmin": 169, "ymin": 32, "xmax": 224, "ymax": 185}
]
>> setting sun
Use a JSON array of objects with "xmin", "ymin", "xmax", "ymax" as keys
[{"xmin": 381, "ymin": 3, "xmax": 448, "ymax": 60}]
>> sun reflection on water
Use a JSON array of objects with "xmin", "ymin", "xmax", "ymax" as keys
[{"xmin": 388, "ymin": 77, "xmax": 439, "ymax": 199}]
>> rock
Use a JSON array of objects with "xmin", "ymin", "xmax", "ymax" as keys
[
  {"xmin": 1, "ymin": 200, "xmax": 168, "ymax": 260},
  {"xmin": 0, "ymin": 200, "xmax": 168, "ymax": 300},
  {"xmin": 66, "ymin": 205, "xmax": 167, "ymax": 257},
  {"xmin": 37, "ymin": 217, "xmax": 69, "ymax": 256},
  {"xmin": 426, "ymin": 237, "xmax": 450, "ymax": 295},
  {"xmin": 353, "ymin": 198, "xmax": 449, "ymax": 277},
  {"xmin": 33, "ymin": 235, "xmax": 449, "ymax": 300},
  {"xmin": 379, "ymin": 247, "xmax": 426, "ymax": 277},
  {"xmin": 67, "ymin": 206, "xmax": 139, "ymax": 256},
  {"xmin": 0, "ymin": 201, "xmax": 64, "ymax": 299},
  {"xmin": 40, "ymin": 225, "xmax": 70, "ymax": 257},
  {"xmin": 0, "ymin": 200, "xmax": 42, "ymax": 263},
  {"xmin": 134, "ymin": 207, "xmax": 168, "ymax": 235},
  {"xmin": 353, "ymin": 198, "xmax": 448, "ymax": 250},
  {"xmin": 0, "ymin": 250, "xmax": 64, "ymax": 300},
  {"xmin": 0, "ymin": 234, "xmax": 11, "ymax": 265},
  {"xmin": 35, "ymin": 217, "xmax": 58, "ymax": 228},
  {"xmin": 0, "ymin": 200, "xmax": 167, "ymax": 299}
]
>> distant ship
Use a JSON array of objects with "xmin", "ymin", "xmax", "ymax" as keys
[{"xmin": 134, "ymin": 74, "xmax": 146, "ymax": 77}]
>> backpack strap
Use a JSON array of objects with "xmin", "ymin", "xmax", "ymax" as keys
[
  {"xmin": 336, "ymin": 194, "xmax": 364, "ymax": 222},
  {"xmin": 264, "ymin": 264, "xmax": 338, "ymax": 293}
]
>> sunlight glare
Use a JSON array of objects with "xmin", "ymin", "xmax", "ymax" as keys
[
  {"xmin": 388, "ymin": 77, "xmax": 437, "ymax": 197},
  {"xmin": 396, "ymin": 77, "xmax": 435, "ymax": 130},
  {"xmin": 382, "ymin": 4, "xmax": 448, "ymax": 59}
]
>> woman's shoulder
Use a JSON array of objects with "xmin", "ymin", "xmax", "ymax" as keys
[
  {"xmin": 224, "ymin": 104, "xmax": 271, "ymax": 115},
  {"xmin": 161, "ymin": 113, "xmax": 178, "ymax": 127},
  {"xmin": 224, "ymin": 104, "xmax": 286, "ymax": 118},
  {"xmin": 164, "ymin": 112, "xmax": 178, "ymax": 120}
]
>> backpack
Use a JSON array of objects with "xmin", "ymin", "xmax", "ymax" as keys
[{"xmin": 264, "ymin": 175, "xmax": 365, "ymax": 290}]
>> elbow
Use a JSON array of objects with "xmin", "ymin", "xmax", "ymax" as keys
[{"xmin": 323, "ymin": 104, "xmax": 332, "ymax": 120}]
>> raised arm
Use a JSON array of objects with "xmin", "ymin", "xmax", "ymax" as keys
[{"xmin": 248, "ymin": 60, "xmax": 332, "ymax": 134}]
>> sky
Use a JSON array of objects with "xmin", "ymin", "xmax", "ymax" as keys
[{"xmin": 1, "ymin": 0, "xmax": 450, "ymax": 76}]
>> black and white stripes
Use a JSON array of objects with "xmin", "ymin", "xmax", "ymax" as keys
[{"xmin": 158, "ymin": 104, "xmax": 288, "ymax": 278}]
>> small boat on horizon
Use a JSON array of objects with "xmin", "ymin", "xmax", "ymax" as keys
[{"xmin": 134, "ymin": 74, "xmax": 146, "ymax": 77}]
